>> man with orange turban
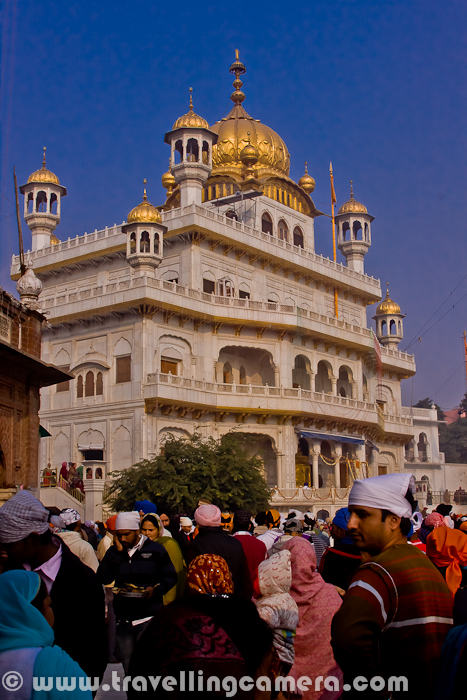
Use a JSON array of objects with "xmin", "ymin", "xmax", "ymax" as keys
[{"xmin": 426, "ymin": 527, "xmax": 467, "ymax": 600}]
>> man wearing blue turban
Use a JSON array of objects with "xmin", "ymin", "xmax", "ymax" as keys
[{"xmin": 318, "ymin": 507, "xmax": 362, "ymax": 591}]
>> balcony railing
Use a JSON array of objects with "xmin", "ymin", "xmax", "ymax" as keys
[{"xmin": 40, "ymin": 470, "xmax": 85, "ymax": 503}]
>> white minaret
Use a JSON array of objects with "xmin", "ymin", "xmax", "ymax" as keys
[
  {"xmin": 19, "ymin": 147, "xmax": 67, "ymax": 252},
  {"xmin": 164, "ymin": 89, "xmax": 218, "ymax": 207},
  {"xmin": 336, "ymin": 181, "xmax": 374, "ymax": 274},
  {"xmin": 373, "ymin": 283, "xmax": 405, "ymax": 348}
]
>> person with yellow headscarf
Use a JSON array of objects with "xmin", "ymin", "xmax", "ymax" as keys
[{"xmin": 140, "ymin": 513, "xmax": 186, "ymax": 604}]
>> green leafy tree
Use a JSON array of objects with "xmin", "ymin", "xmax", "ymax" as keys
[
  {"xmin": 440, "ymin": 418, "xmax": 467, "ymax": 464},
  {"xmin": 104, "ymin": 432, "xmax": 272, "ymax": 515},
  {"xmin": 414, "ymin": 397, "xmax": 445, "ymax": 421},
  {"xmin": 458, "ymin": 391, "xmax": 467, "ymax": 417}
]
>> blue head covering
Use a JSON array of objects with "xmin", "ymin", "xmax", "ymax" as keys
[
  {"xmin": 0, "ymin": 570, "xmax": 54, "ymax": 652},
  {"xmin": 332, "ymin": 507, "xmax": 351, "ymax": 531},
  {"xmin": 134, "ymin": 500, "xmax": 157, "ymax": 515}
]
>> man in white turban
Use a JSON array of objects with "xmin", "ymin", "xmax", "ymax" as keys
[
  {"xmin": 331, "ymin": 473, "xmax": 452, "ymax": 697},
  {"xmin": 97, "ymin": 511, "xmax": 177, "ymax": 673}
]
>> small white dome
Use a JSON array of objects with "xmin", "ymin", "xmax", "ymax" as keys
[{"xmin": 16, "ymin": 265, "xmax": 43, "ymax": 300}]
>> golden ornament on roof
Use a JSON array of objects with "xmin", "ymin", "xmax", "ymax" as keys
[
  {"xmin": 172, "ymin": 88, "xmax": 209, "ymax": 130},
  {"xmin": 338, "ymin": 181, "xmax": 368, "ymax": 214},
  {"xmin": 298, "ymin": 162, "xmax": 315, "ymax": 193},
  {"xmin": 127, "ymin": 179, "xmax": 162, "ymax": 224},
  {"xmin": 27, "ymin": 147, "xmax": 60, "ymax": 185},
  {"xmin": 161, "ymin": 159, "xmax": 176, "ymax": 195},
  {"xmin": 376, "ymin": 284, "xmax": 401, "ymax": 315},
  {"xmin": 239, "ymin": 132, "xmax": 259, "ymax": 168},
  {"xmin": 211, "ymin": 51, "xmax": 290, "ymax": 178}
]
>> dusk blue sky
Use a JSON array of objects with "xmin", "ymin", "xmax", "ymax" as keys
[{"xmin": 1, "ymin": 0, "xmax": 465, "ymax": 410}]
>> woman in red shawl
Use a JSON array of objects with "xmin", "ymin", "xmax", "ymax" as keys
[
  {"xmin": 426, "ymin": 526, "xmax": 467, "ymax": 626},
  {"xmin": 127, "ymin": 554, "xmax": 272, "ymax": 699},
  {"xmin": 282, "ymin": 537, "xmax": 343, "ymax": 700}
]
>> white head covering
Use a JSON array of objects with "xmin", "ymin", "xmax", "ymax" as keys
[
  {"xmin": 115, "ymin": 511, "xmax": 141, "ymax": 531},
  {"xmin": 288, "ymin": 509, "xmax": 304, "ymax": 521},
  {"xmin": 61, "ymin": 509, "xmax": 81, "ymax": 526},
  {"xmin": 411, "ymin": 512, "xmax": 423, "ymax": 533},
  {"xmin": 180, "ymin": 517, "xmax": 192, "ymax": 527},
  {"xmin": 0, "ymin": 491, "xmax": 50, "ymax": 543},
  {"xmin": 349, "ymin": 473, "xmax": 414, "ymax": 519}
]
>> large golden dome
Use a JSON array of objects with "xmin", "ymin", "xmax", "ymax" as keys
[
  {"xmin": 376, "ymin": 286, "xmax": 401, "ymax": 315},
  {"xmin": 172, "ymin": 88, "xmax": 209, "ymax": 130},
  {"xmin": 210, "ymin": 52, "xmax": 290, "ymax": 178},
  {"xmin": 127, "ymin": 180, "xmax": 162, "ymax": 224},
  {"xmin": 338, "ymin": 181, "xmax": 367, "ymax": 215},
  {"xmin": 27, "ymin": 147, "xmax": 60, "ymax": 185}
]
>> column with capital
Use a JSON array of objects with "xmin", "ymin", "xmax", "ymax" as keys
[
  {"xmin": 333, "ymin": 443, "xmax": 342, "ymax": 488},
  {"xmin": 310, "ymin": 439, "xmax": 321, "ymax": 489}
]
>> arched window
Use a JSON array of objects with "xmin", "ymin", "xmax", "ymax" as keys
[
  {"xmin": 130, "ymin": 231, "xmax": 136, "ymax": 254},
  {"xmin": 174, "ymin": 140, "xmax": 183, "ymax": 163},
  {"xmin": 187, "ymin": 138, "xmax": 199, "ymax": 162},
  {"xmin": 418, "ymin": 433, "xmax": 428, "ymax": 462},
  {"xmin": 85, "ymin": 371, "xmax": 94, "ymax": 397},
  {"xmin": 293, "ymin": 227, "xmax": 304, "ymax": 248},
  {"xmin": 292, "ymin": 355, "xmax": 311, "ymax": 390},
  {"xmin": 342, "ymin": 222, "xmax": 350, "ymax": 242},
  {"xmin": 239, "ymin": 366, "xmax": 246, "ymax": 385},
  {"xmin": 36, "ymin": 191, "xmax": 47, "ymax": 213},
  {"xmin": 140, "ymin": 231, "xmax": 150, "ymax": 253},
  {"xmin": 27, "ymin": 192, "xmax": 34, "ymax": 214},
  {"xmin": 278, "ymin": 220, "xmax": 288, "ymax": 242},
  {"xmin": 96, "ymin": 372, "xmax": 103, "ymax": 396},
  {"xmin": 261, "ymin": 213, "xmax": 273, "ymax": 235},
  {"xmin": 154, "ymin": 232, "xmax": 160, "ymax": 255},
  {"xmin": 202, "ymin": 141, "xmax": 210, "ymax": 164},
  {"xmin": 364, "ymin": 223, "xmax": 369, "ymax": 241},
  {"xmin": 352, "ymin": 221, "xmax": 362, "ymax": 240},
  {"xmin": 381, "ymin": 320, "xmax": 387, "ymax": 335},
  {"xmin": 315, "ymin": 361, "xmax": 332, "ymax": 394},
  {"xmin": 96, "ymin": 467, "xmax": 103, "ymax": 479},
  {"xmin": 77, "ymin": 375, "xmax": 83, "ymax": 398},
  {"xmin": 218, "ymin": 278, "xmax": 234, "ymax": 297},
  {"xmin": 50, "ymin": 193, "xmax": 58, "ymax": 214},
  {"xmin": 337, "ymin": 367, "xmax": 353, "ymax": 398},
  {"xmin": 390, "ymin": 319, "xmax": 397, "ymax": 335},
  {"xmin": 223, "ymin": 362, "xmax": 233, "ymax": 384}
]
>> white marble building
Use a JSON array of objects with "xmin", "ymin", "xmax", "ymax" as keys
[{"xmin": 12, "ymin": 54, "xmax": 418, "ymax": 519}]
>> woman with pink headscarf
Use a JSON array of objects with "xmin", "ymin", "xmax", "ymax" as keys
[{"xmin": 282, "ymin": 537, "xmax": 343, "ymax": 700}]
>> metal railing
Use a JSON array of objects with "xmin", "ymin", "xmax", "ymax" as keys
[{"xmin": 40, "ymin": 470, "xmax": 85, "ymax": 504}]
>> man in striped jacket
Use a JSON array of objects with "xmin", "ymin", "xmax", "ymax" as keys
[{"xmin": 331, "ymin": 473, "xmax": 452, "ymax": 698}]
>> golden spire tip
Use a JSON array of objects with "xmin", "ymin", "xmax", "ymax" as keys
[
  {"xmin": 143, "ymin": 178, "xmax": 147, "ymax": 200},
  {"xmin": 235, "ymin": 49, "xmax": 239, "ymax": 60},
  {"xmin": 189, "ymin": 87, "xmax": 193, "ymax": 110},
  {"xmin": 305, "ymin": 161, "xmax": 308, "ymax": 173},
  {"xmin": 350, "ymin": 179, "xmax": 354, "ymax": 197},
  {"xmin": 42, "ymin": 146, "xmax": 47, "ymax": 167}
]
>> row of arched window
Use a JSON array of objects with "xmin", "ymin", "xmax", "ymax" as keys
[
  {"xmin": 261, "ymin": 214, "xmax": 304, "ymax": 248},
  {"xmin": 27, "ymin": 191, "xmax": 58, "ymax": 214},
  {"xmin": 129, "ymin": 231, "xmax": 161, "ymax": 255}
]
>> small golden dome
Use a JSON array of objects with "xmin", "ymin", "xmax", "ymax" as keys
[
  {"xmin": 27, "ymin": 147, "xmax": 60, "ymax": 185},
  {"xmin": 376, "ymin": 285, "xmax": 401, "ymax": 315},
  {"xmin": 211, "ymin": 52, "xmax": 290, "ymax": 178},
  {"xmin": 172, "ymin": 88, "xmax": 209, "ymax": 130},
  {"xmin": 127, "ymin": 180, "xmax": 162, "ymax": 224},
  {"xmin": 338, "ymin": 181, "xmax": 367, "ymax": 215},
  {"xmin": 298, "ymin": 162, "xmax": 315, "ymax": 193},
  {"xmin": 161, "ymin": 159, "xmax": 176, "ymax": 194}
]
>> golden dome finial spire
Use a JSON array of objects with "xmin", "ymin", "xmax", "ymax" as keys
[
  {"xmin": 143, "ymin": 178, "xmax": 147, "ymax": 201},
  {"xmin": 229, "ymin": 48, "xmax": 246, "ymax": 105},
  {"xmin": 189, "ymin": 87, "xmax": 193, "ymax": 112},
  {"xmin": 42, "ymin": 146, "xmax": 47, "ymax": 168},
  {"xmin": 299, "ymin": 160, "xmax": 315, "ymax": 194},
  {"xmin": 350, "ymin": 179, "xmax": 354, "ymax": 198}
]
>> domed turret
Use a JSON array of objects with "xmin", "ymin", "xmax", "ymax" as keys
[
  {"xmin": 161, "ymin": 159, "xmax": 176, "ymax": 197},
  {"xmin": 19, "ymin": 148, "xmax": 67, "ymax": 252},
  {"xmin": 373, "ymin": 284, "xmax": 405, "ymax": 348},
  {"xmin": 336, "ymin": 181, "xmax": 374, "ymax": 275},
  {"xmin": 122, "ymin": 180, "xmax": 166, "ymax": 272},
  {"xmin": 164, "ymin": 89, "xmax": 218, "ymax": 207},
  {"xmin": 16, "ymin": 264, "xmax": 43, "ymax": 310}
]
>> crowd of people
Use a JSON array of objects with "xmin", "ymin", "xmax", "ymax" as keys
[{"xmin": 0, "ymin": 474, "xmax": 467, "ymax": 698}]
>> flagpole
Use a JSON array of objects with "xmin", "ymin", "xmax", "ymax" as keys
[{"xmin": 330, "ymin": 162, "xmax": 338, "ymax": 318}]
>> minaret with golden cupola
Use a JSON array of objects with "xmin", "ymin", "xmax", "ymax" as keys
[
  {"xmin": 336, "ymin": 181, "xmax": 374, "ymax": 274},
  {"xmin": 19, "ymin": 147, "xmax": 67, "ymax": 252},
  {"xmin": 122, "ymin": 179, "xmax": 167, "ymax": 272},
  {"xmin": 373, "ymin": 283, "xmax": 405, "ymax": 348},
  {"xmin": 164, "ymin": 88, "xmax": 218, "ymax": 207}
]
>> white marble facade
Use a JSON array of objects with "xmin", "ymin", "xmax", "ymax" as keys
[{"xmin": 12, "ymin": 55, "xmax": 420, "ymax": 518}]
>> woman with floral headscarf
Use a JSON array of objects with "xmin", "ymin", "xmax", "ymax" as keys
[
  {"xmin": 128, "ymin": 554, "xmax": 272, "ymax": 699},
  {"xmin": 140, "ymin": 513, "xmax": 186, "ymax": 604}
]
